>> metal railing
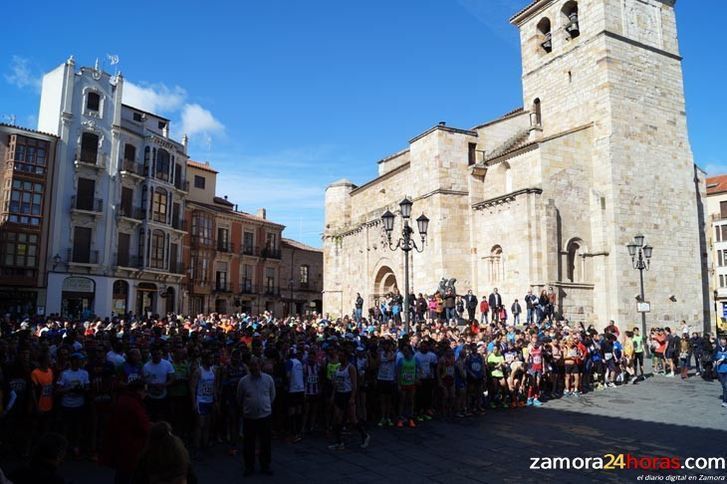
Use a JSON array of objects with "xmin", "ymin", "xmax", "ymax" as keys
[
  {"xmin": 118, "ymin": 206, "xmax": 144, "ymax": 220},
  {"xmin": 71, "ymin": 196, "xmax": 103, "ymax": 213},
  {"xmin": 67, "ymin": 248, "xmax": 99, "ymax": 264},
  {"xmin": 114, "ymin": 254, "xmax": 142, "ymax": 268},
  {"xmin": 240, "ymin": 245, "xmax": 258, "ymax": 257},
  {"xmin": 171, "ymin": 262, "xmax": 186, "ymax": 274},
  {"xmin": 172, "ymin": 218, "xmax": 187, "ymax": 231},
  {"xmin": 120, "ymin": 159, "xmax": 145, "ymax": 176},
  {"xmin": 214, "ymin": 281, "xmax": 231, "ymax": 292},
  {"xmin": 174, "ymin": 179, "xmax": 189, "ymax": 192},
  {"xmin": 260, "ymin": 247, "xmax": 281, "ymax": 259},
  {"xmin": 77, "ymin": 149, "xmax": 99, "ymax": 165},
  {"xmin": 217, "ymin": 241, "xmax": 235, "ymax": 253}
]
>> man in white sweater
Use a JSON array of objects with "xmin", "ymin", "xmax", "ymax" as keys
[{"xmin": 236, "ymin": 356, "xmax": 276, "ymax": 476}]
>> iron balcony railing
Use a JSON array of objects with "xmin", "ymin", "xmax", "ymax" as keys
[
  {"xmin": 114, "ymin": 254, "xmax": 143, "ymax": 268},
  {"xmin": 68, "ymin": 248, "xmax": 99, "ymax": 264},
  {"xmin": 119, "ymin": 159, "xmax": 146, "ymax": 177},
  {"xmin": 118, "ymin": 206, "xmax": 144, "ymax": 220},
  {"xmin": 260, "ymin": 247, "xmax": 281, "ymax": 259},
  {"xmin": 71, "ymin": 195, "xmax": 103, "ymax": 213}
]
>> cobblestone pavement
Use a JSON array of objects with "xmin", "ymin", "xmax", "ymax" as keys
[{"xmin": 5, "ymin": 372, "xmax": 726, "ymax": 483}]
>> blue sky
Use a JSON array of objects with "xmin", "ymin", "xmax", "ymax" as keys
[{"xmin": 2, "ymin": 0, "xmax": 724, "ymax": 247}]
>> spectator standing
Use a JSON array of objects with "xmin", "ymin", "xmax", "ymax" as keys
[
  {"xmin": 511, "ymin": 299, "xmax": 522, "ymax": 325},
  {"xmin": 713, "ymin": 336, "xmax": 727, "ymax": 408},
  {"xmin": 237, "ymin": 356, "xmax": 276, "ymax": 476},
  {"xmin": 479, "ymin": 297, "xmax": 489, "ymax": 325},
  {"xmin": 488, "ymin": 289, "xmax": 502, "ymax": 324},
  {"xmin": 354, "ymin": 293, "xmax": 364, "ymax": 323},
  {"xmin": 524, "ymin": 289, "xmax": 538, "ymax": 324},
  {"xmin": 464, "ymin": 291, "xmax": 478, "ymax": 323}
]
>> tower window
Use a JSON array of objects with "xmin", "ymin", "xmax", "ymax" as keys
[
  {"xmin": 531, "ymin": 98, "xmax": 542, "ymax": 128},
  {"xmin": 562, "ymin": 1, "xmax": 580, "ymax": 39},
  {"xmin": 537, "ymin": 18, "xmax": 552, "ymax": 53},
  {"xmin": 86, "ymin": 92, "xmax": 100, "ymax": 111}
]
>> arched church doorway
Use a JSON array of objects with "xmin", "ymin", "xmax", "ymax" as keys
[{"xmin": 373, "ymin": 265, "xmax": 398, "ymax": 299}]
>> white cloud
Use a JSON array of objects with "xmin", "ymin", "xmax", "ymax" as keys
[
  {"xmin": 180, "ymin": 103, "xmax": 225, "ymax": 137},
  {"xmin": 122, "ymin": 82, "xmax": 187, "ymax": 113},
  {"xmin": 4, "ymin": 56, "xmax": 41, "ymax": 91}
]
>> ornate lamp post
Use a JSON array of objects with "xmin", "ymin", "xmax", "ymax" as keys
[
  {"xmin": 382, "ymin": 197, "xmax": 429, "ymax": 334},
  {"xmin": 627, "ymin": 234, "xmax": 653, "ymax": 346}
]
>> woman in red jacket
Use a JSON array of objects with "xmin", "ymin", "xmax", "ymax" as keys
[{"xmin": 101, "ymin": 380, "xmax": 150, "ymax": 484}]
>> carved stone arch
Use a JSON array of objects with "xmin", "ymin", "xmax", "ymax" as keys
[{"xmin": 565, "ymin": 237, "xmax": 588, "ymax": 282}]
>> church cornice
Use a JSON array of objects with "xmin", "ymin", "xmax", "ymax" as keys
[
  {"xmin": 349, "ymin": 162, "xmax": 410, "ymax": 196},
  {"xmin": 472, "ymin": 187, "xmax": 543, "ymax": 211}
]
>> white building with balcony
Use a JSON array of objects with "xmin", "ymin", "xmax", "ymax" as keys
[
  {"xmin": 707, "ymin": 175, "xmax": 727, "ymax": 335},
  {"xmin": 38, "ymin": 58, "xmax": 189, "ymax": 319}
]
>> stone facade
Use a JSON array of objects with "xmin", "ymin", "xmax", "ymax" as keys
[
  {"xmin": 323, "ymin": 0, "xmax": 711, "ymax": 332},
  {"xmin": 280, "ymin": 238, "xmax": 323, "ymax": 317}
]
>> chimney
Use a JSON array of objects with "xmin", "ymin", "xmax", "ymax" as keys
[
  {"xmin": 224, "ymin": 195, "xmax": 228, "ymax": 200},
  {"xmin": 438, "ymin": 121, "xmax": 446, "ymax": 127},
  {"xmin": 182, "ymin": 134, "xmax": 189, "ymax": 149},
  {"xmin": 162, "ymin": 124, "xmax": 169, "ymax": 138},
  {"xmin": 257, "ymin": 208, "xmax": 266, "ymax": 219}
]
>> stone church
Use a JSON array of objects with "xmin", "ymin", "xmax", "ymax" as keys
[{"xmin": 323, "ymin": 0, "xmax": 711, "ymax": 331}]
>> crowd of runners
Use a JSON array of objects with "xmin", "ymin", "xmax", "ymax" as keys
[{"xmin": 0, "ymin": 289, "xmax": 726, "ymax": 481}]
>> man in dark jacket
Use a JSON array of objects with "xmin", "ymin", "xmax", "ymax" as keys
[
  {"xmin": 443, "ymin": 289, "xmax": 457, "ymax": 323},
  {"xmin": 354, "ymin": 293, "xmax": 364, "ymax": 323},
  {"xmin": 488, "ymin": 289, "xmax": 502, "ymax": 323},
  {"xmin": 511, "ymin": 299, "xmax": 522, "ymax": 325},
  {"xmin": 464, "ymin": 290, "xmax": 478, "ymax": 322},
  {"xmin": 416, "ymin": 294, "xmax": 427, "ymax": 323},
  {"xmin": 690, "ymin": 332, "xmax": 704, "ymax": 375}
]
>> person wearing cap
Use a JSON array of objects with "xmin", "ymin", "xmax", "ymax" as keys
[{"xmin": 57, "ymin": 352, "xmax": 90, "ymax": 459}]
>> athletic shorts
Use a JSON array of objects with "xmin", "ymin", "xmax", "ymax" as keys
[
  {"xmin": 564, "ymin": 364, "xmax": 578, "ymax": 374},
  {"xmin": 288, "ymin": 391, "xmax": 304, "ymax": 407},
  {"xmin": 377, "ymin": 380, "xmax": 395, "ymax": 395},
  {"xmin": 527, "ymin": 369, "xmax": 543, "ymax": 378},
  {"xmin": 196, "ymin": 401, "xmax": 213, "ymax": 416},
  {"xmin": 334, "ymin": 391, "xmax": 352, "ymax": 410}
]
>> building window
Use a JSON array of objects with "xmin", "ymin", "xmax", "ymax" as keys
[
  {"xmin": 468, "ymin": 143, "xmax": 477, "ymax": 166},
  {"xmin": 192, "ymin": 212, "xmax": 213, "ymax": 244},
  {"xmin": 537, "ymin": 18, "xmax": 552, "ymax": 53},
  {"xmin": 80, "ymin": 132, "xmax": 99, "ymax": 164},
  {"xmin": 718, "ymin": 226, "xmax": 722, "ymax": 243},
  {"xmin": 265, "ymin": 267, "xmax": 276, "ymax": 292},
  {"xmin": 9, "ymin": 135, "xmax": 48, "ymax": 176},
  {"xmin": 489, "ymin": 245, "xmax": 503, "ymax": 283},
  {"xmin": 217, "ymin": 228, "xmax": 230, "ymax": 251},
  {"xmin": 721, "ymin": 275, "xmax": 725, "ymax": 288},
  {"xmin": 566, "ymin": 239, "xmax": 584, "ymax": 282},
  {"xmin": 155, "ymin": 149, "xmax": 170, "ymax": 182},
  {"xmin": 86, "ymin": 92, "xmax": 100, "ymax": 111},
  {"xmin": 242, "ymin": 264, "xmax": 253, "ymax": 291},
  {"xmin": 300, "ymin": 265, "xmax": 309, "ymax": 284},
  {"xmin": 7, "ymin": 180, "xmax": 43, "ymax": 226},
  {"xmin": 133, "ymin": 112, "xmax": 143, "ymax": 122},
  {"xmin": 124, "ymin": 144, "xmax": 136, "ymax": 163},
  {"xmin": 152, "ymin": 188, "xmax": 168, "ymax": 223},
  {"xmin": 243, "ymin": 231, "xmax": 255, "ymax": 254},
  {"xmin": 562, "ymin": 1, "xmax": 580, "ymax": 39},
  {"xmin": 158, "ymin": 121, "xmax": 166, "ymax": 131},
  {"xmin": 721, "ymin": 225, "xmax": 727, "ymax": 243},
  {"xmin": 1, "ymin": 232, "xmax": 38, "ymax": 268},
  {"xmin": 532, "ymin": 98, "xmax": 542, "ymax": 128},
  {"xmin": 216, "ymin": 262, "xmax": 228, "ymax": 291},
  {"xmin": 194, "ymin": 175, "xmax": 206, "ymax": 189},
  {"xmin": 150, "ymin": 230, "xmax": 165, "ymax": 269}
]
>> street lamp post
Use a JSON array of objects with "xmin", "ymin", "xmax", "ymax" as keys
[
  {"xmin": 382, "ymin": 197, "xmax": 429, "ymax": 334},
  {"xmin": 627, "ymin": 234, "xmax": 653, "ymax": 349}
]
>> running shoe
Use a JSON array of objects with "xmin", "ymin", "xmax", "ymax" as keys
[
  {"xmin": 423, "ymin": 414, "xmax": 432, "ymax": 421},
  {"xmin": 328, "ymin": 443, "xmax": 345, "ymax": 450},
  {"xmin": 377, "ymin": 418, "xmax": 386, "ymax": 427},
  {"xmin": 408, "ymin": 418, "xmax": 417, "ymax": 428},
  {"xmin": 510, "ymin": 401, "xmax": 518, "ymax": 409},
  {"xmin": 518, "ymin": 400, "xmax": 526, "ymax": 408},
  {"xmin": 532, "ymin": 399, "xmax": 543, "ymax": 407},
  {"xmin": 721, "ymin": 402, "xmax": 727, "ymax": 408},
  {"xmin": 361, "ymin": 433, "xmax": 371, "ymax": 449},
  {"xmin": 386, "ymin": 418, "xmax": 394, "ymax": 427},
  {"xmin": 526, "ymin": 398, "xmax": 533, "ymax": 406},
  {"xmin": 396, "ymin": 419, "xmax": 404, "ymax": 428}
]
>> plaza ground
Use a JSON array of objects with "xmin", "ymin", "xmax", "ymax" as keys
[{"xmin": 8, "ymin": 369, "xmax": 725, "ymax": 484}]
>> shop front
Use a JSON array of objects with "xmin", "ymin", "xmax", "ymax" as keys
[{"xmin": 61, "ymin": 276, "xmax": 95, "ymax": 320}]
